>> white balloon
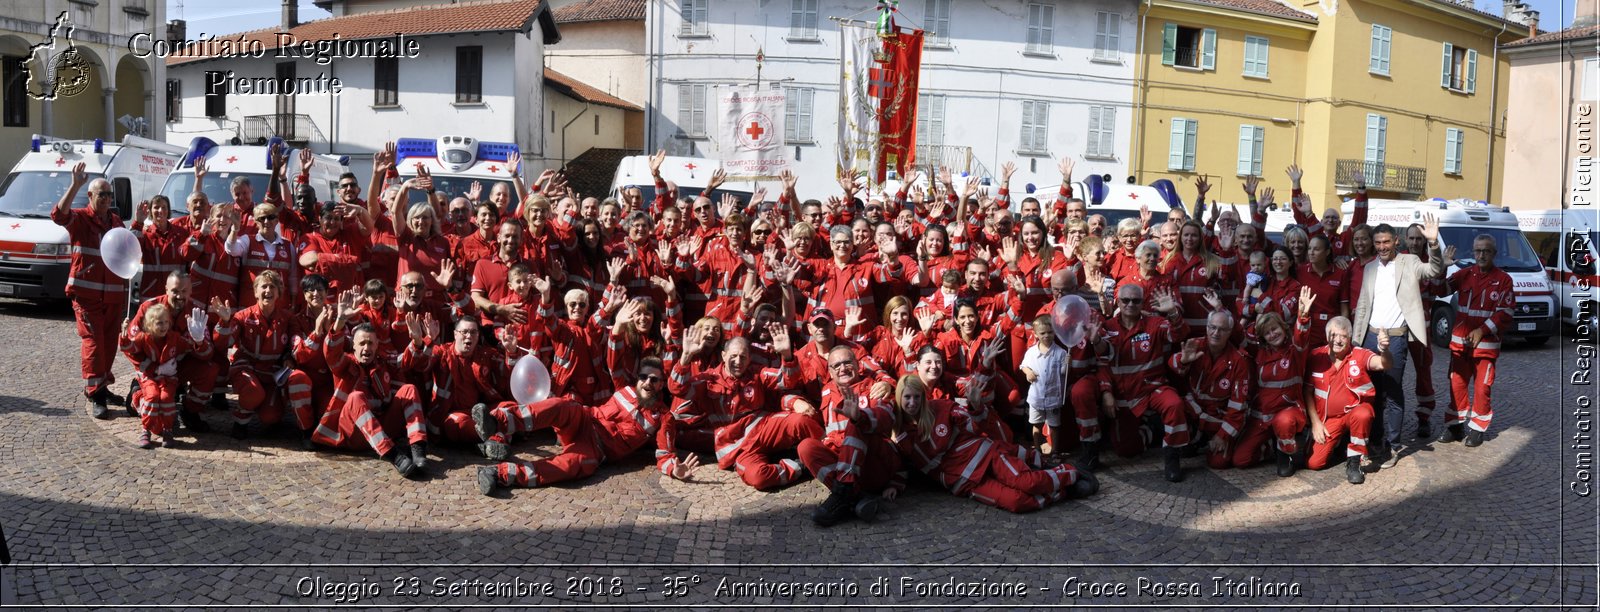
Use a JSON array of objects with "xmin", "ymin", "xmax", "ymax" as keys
[
  {"xmin": 509, "ymin": 355, "xmax": 552, "ymax": 405},
  {"xmin": 100, "ymin": 227, "xmax": 143, "ymax": 280},
  {"xmin": 1051, "ymin": 295, "xmax": 1092, "ymax": 347}
]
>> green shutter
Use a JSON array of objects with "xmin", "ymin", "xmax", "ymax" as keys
[
  {"xmin": 1237, "ymin": 125, "xmax": 1253, "ymax": 176},
  {"xmin": 1466, "ymin": 49, "xmax": 1478, "ymax": 93},
  {"xmin": 1252, "ymin": 126, "xmax": 1264, "ymax": 176},
  {"xmin": 1162, "ymin": 23, "xmax": 1177, "ymax": 66},
  {"xmin": 1201, "ymin": 29, "xmax": 1216, "ymax": 70},
  {"xmin": 1183, "ymin": 119, "xmax": 1198, "ymax": 171},
  {"xmin": 1444, "ymin": 128, "xmax": 1459, "ymax": 174},
  {"xmin": 1169, "ymin": 118, "xmax": 1186, "ymax": 170},
  {"xmin": 1442, "ymin": 42, "xmax": 1454, "ymax": 88}
]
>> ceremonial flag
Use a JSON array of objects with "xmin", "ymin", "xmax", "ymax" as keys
[
  {"xmin": 718, "ymin": 86, "xmax": 788, "ymax": 181},
  {"xmin": 837, "ymin": 23, "xmax": 880, "ymax": 182},
  {"xmin": 876, "ymin": 27, "xmax": 923, "ymax": 183}
]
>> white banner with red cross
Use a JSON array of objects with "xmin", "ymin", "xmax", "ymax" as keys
[{"xmin": 717, "ymin": 86, "xmax": 789, "ymax": 181}]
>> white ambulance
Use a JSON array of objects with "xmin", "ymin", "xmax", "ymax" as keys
[
  {"xmin": 0, "ymin": 135, "xmax": 184, "ymax": 299},
  {"xmin": 609, "ymin": 154, "xmax": 755, "ymax": 205},
  {"xmin": 1515, "ymin": 208, "xmax": 1600, "ymax": 331},
  {"xmin": 1029, "ymin": 175, "xmax": 1179, "ymax": 229},
  {"xmin": 394, "ymin": 136, "xmax": 522, "ymax": 208},
  {"xmin": 158, "ymin": 136, "xmax": 349, "ymax": 212},
  {"xmin": 1342, "ymin": 198, "xmax": 1557, "ymax": 347}
]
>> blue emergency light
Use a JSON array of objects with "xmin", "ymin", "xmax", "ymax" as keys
[
  {"xmin": 93, "ymin": 138, "xmax": 103, "ymax": 154},
  {"xmin": 1084, "ymin": 174, "xmax": 1109, "ymax": 206},
  {"xmin": 182, "ymin": 137, "xmax": 219, "ymax": 168},
  {"xmin": 395, "ymin": 138, "xmax": 436, "ymax": 162},
  {"xmin": 265, "ymin": 137, "xmax": 285, "ymax": 169},
  {"xmin": 1149, "ymin": 179, "xmax": 1183, "ymax": 209},
  {"xmin": 476, "ymin": 141, "xmax": 519, "ymax": 163},
  {"xmin": 30, "ymin": 137, "xmax": 40, "ymax": 152}
]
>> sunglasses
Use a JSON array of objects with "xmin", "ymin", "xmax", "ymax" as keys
[
  {"xmin": 827, "ymin": 361, "xmax": 855, "ymax": 369},
  {"xmin": 1120, "ymin": 298, "xmax": 1143, "ymax": 304},
  {"xmin": 90, "ymin": 191, "xmax": 112, "ymax": 198},
  {"xmin": 339, "ymin": 183, "xmax": 359, "ymax": 189},
  {"xmin": 639, "ymin": 373, "xmax": 664, "ymax": 383},
  {"xmin": 256, "ymin": 214, "xmax": 278, "ymax": 222},
  {"xmin": 752, "ymin": 229, "xmax": 771, "ymax": 235},
  {"xmin": 694, "ymin": 205, "xmax": 712, "ymax": 212}
]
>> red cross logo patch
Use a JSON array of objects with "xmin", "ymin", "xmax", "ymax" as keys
[
  {"xmin": 743, "ymin": 387, "xmax": 755, "ymax": 399},
  {"xmin": 1280, "ymin": 358, "xmax": 1290, "ymax": 369},
  {"xmin": 935, "ymin": 423, "xmax": 949, "ymax": 438},
  {"xmin": 1220, "ymin": 379, "xmax": 1230, "ymax": 389},
  {"xmin": 1489, "ymin": 291, "xmax": 1499, "ymax": 302},
  {"xmin": 1348, "ymin": 363, "xmax": 1361, "ymax": 377}
]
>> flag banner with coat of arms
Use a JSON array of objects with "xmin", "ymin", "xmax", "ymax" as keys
[
  {"xmin": 836, "ymin": 17, "xmax": 924, "ymax": 186},
  {"xmin": 717, "ymin": 86, "xmax": 788, "ymax": 181}
]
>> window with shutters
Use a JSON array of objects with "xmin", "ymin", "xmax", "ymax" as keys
[
  {"xmin": 1444, "ymin": 127, "xmax": 1464, "ymax": 175},
  {"xmin": 1086, "ymin": 106, "xmax": 1115, "ymax": 159},
  {"xmin": 1363, "ymin": 113, "xmax": 1387, "ymax": 184},
  {"xmin": 1093, "ymin": 12, "xmax": 1121, "ymax": 62},
  {"xmin": 681, "ymin": 0, "xmax": 709, "ymax": 37},
  {"xmin": 374, "ymin": 56, "xmax": 399, "ymax": 107},
  {"xmin": 678, "ymin": 84, "xmax": 708, "ymax": 137},
  {"xmin": 1162, "ymin": 24, "xmax": 1214, "ymax": 70},
  {"xmin": 1243, "ymin": 36, "xmax": 1269, "ymax": 78},
  {"xmin": 785, "ymin": 87, "xmax": 814, "ymax": 143},
  {"xmin": 1026, "ymin": 0, "xmax": 1055, "ymax": 55},
  {"xmin": 204, "ymin": 71, "xmax": 227, "ymax": 118},
  {"xmin": 1441, "ymin": 43, "xmax": 1478, "ymax": 93},
  {"xmin": 1236, "ymin": 124, "xmax": 1264, "ymax": 176},
  {"xmin": 1168, "ymin": 117, "xmax": 1197, "ymax": 171},
  {"xmin": 1370, "ymin": 25, "xmax": 1392, "ymax": 76},
  {"xmin": 917, "ymin": 93, "xmax": 946, "ymax": 158},
  {"xmin": 925, "ymin": 0, "xmax": 951, "ymax": 47},
  {"xmin": 1019, "ymin": 99, "xmax": 1050, "ymax": 155},
  {"xmin": 455, "ymin": 46, "xmax": 482, "ymax": 103},
  {"xmin": 161, "ymin": 78, "xmax": 179, "ymax": 125},
  {"xmin": 789, "ymin": 0, "xmax": 819, "ymax": 39}
]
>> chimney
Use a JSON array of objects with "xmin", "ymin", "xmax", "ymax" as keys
[
  {"xmin": 166, "ymin": 19, "xmax": 186, "ymax": 47},
  {"xmin": 282, "ymin": 0, "xmax": 299, "ymax": 31},
  {"xmin": 1578, "ymin": 0, "xmax": 1599, "ymax": 29},
  {"xmin": 1502, "ymin": 1, "xmax": 1541, "ymax": 34}
]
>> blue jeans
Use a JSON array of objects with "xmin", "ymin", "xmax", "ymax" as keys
[{"xmin": 1363, "ymin": 330, "xmax": 1410, "ymax": 450}]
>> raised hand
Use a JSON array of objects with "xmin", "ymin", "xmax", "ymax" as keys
[
  {"xmin": 671, "ymin": 452, "xmax": 701, "ymax": 480},
  {"xmin": 1180, "ymin": 337, "xmax": 1203, "ymax": 364},
  {"xmin": 656, "ymin": 239, "xmax": 672, "ymax": 264},
  {"xmin": 1058, "ymin": 156, "xmax": 1075, "ymax": 180},
  {"xmin": 779, "ymin": 169, "xmax": 798, "ymax": 191},
  {"xmin": 1195, "ymin": 176, "xmax": 1211, "ymax": 202},
  {"xmin": 1138, "ymin": 204, "xmax": 1152, "ymax": 228},
  {"xmin": 193, "ymin": 156, "xmax": 208, "ymax": 182},
  {"xmin": 208, "ymin": 297, "xmax": 234, "ymax": 321},
  {"xmin": 876, "ymin": 234, "xmax": 899, "ymax": 259},
  {"xmin": 1000, "ymin": 237, "xmax": 1021, "ymax": 265},
  {"xmin": 1261, "ymin": 187, "xmax": 1277, "ymax": 212},
  {"xmin": 1000, "ymin": 161, "xmax": 1016, "ymax": 185},
  {"xmin": 404, "ymin": 312, "xmax": 426, "ymax": 341},
  {"xmin": 467, "ymin": 181, "xmax": 483, "ymax": 203},
  {"xmin": 768, "ymin": 321, "xmax": 793, "ymax": 356},
  {"xmin": 1152, "ymin": 287, "xmax": 1179, "ymax": 314},
  {"xmin": 707, "ymin": 168, "xmax": 728, "ymax": 191},
  {"xmin": 1201, "ymin": 288, "xmax": 1223, "ymax": 313},
  {"xmin": 532, "ymin": 274, "xmax": 552, "ymax": 297},
  {"xmin": 718, "ymin": 193, "xmax": 738, "ymax": 218},
  {"xmin": 844, "ymin": 305, "xmax": 865, "ymax": 332},
  {"xmin": 650, "ymin": 275, "xmax": 676, "ymax": 295},
  {"xmin": 937, "ymin": 165, "xmax": 954, "ymax": 189},
  {"xmin": 1298, "ymin": 286, "xmax": 1316, "ymax": 319},
  {"xmin": 1242, "ymin": 175, "xmax": 1260, "ymax": 199},
  {"xmin": 606, "ymin": 257, "xmax": 626, "ymax": 281},
  {"xmin": 1420, "ymin": 213, "xmax": 1439, "ymax": 242},
  {"xmin": 751, "ymin": 186, "xmax": 768, "ymax": 205},
  {"xmin": 507, "ymin": 150, "xmax": 522, "ymax": 174},
  {"xmin": 649, "ymin": 149, "xmax": 667, "ymax": 176},
  {"xmin": 1285, "ymin": 164, "xmax": 1303, "ymax": 187},
  {"xmin": 896, "ymin": 327, "xmax": 918, "ymax": 352},
  {"xmin": 915, "ymin": 307, "xmax": 940, "ymax": 332},
  {"xmin": 979, "ymin": 336, "xmax": 1005, "ymax": 367},
  {"xmin": 187, "ymin": 308, "xmax": 208, "ymax": 343},
  {"xmin": 70, "ymin": 162, "xmax": 88, "ymax": 188},
  {"xmin": 424, "ymin": 314, "xmax": 439, "ymax": 340},
  {"xmin": 299, "ymin": 148, "xmax": 314, "ymax": 177},
  {"xmin": 433, "ymin": 258, "xmax": 457, "ymax": 289}
]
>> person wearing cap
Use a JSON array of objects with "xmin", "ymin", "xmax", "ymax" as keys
[{"xmin": 788, "ymin": 307, "xmax": 882, "ymax": 416}]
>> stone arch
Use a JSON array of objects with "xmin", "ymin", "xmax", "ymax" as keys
[
  {"xmin": 113, "ymin": 52, "xmax": 152, "ymax": 138},
  {"xmin": 46, "ymin": 43, "xmax": 108, "ymax": 139}
]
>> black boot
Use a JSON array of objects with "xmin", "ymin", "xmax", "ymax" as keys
[
  {"xmin": 472, "ymin": 403, "xmax": 508, "ymax": 460},
  {"xmin": 1163, "ymin": 447, "xmax": 1184, "ymax": 482},
  {"xmin": 179, "ymin": 410, "xmax": 211, "ymax": 433},
  {"xmin": 811, "ymin": 486, "xmax": 858, "ymax": 527},
  {"xmin": 410, "ymin": 441, "xmax": 429, "ymax": 469},
  {"xmin": 210, "ymin": 392, "xmax": 228, "ymax": 412},
  {"xmin": 300, "ymin": 428, "xmax": 315, "ymax": 450},
  {"xmin": 231, "ymin": 423, "xmax": 248, "ymax": 439},
  {"xmin": 1464, "ymin": 429, "xmax": 1484, "ymax": 447},
  {"xmin": 477, "ymin": 466, "xmax": 500, "ymax": 496},
  {"xmin": 124, "ymin": 380, "xmax": 139, "ymax": 417},
  {"xmin": 853, "ymin": 496, "xmax": 884, "ymax": 523},
  {"xmin": 1066, "ymin": 469, "xmax": 1099, "ymax": 499},
  {"xmin": 1442, "ymin": 423, "xmax": 1465, "ymax": 443},
  {"xmin": 1276, "ymin": 449, "xmax": 1296, "ymax": 478},
  {"xmin": 90, "ymin": 389, "xmax": 110, "ymax": 420},
  {"xmin": 1415, "ymin": 418, "xmax": 1432, "ymax": 442},
  {"xmin": 1077, "ymin": 439, "xmax": 1102, "ymax": 473},
  {"xmin": 1345, "ymin": 456, "xmax": 1365, "ymax": 485},
  {"xmin": 387, "ymin": 448, "xmax": 417, "ymax": 478}
]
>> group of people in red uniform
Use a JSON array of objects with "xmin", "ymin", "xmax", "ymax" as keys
[{"xmin": 48, "ymin": 143, "xmax": 1511, "ymax": 523}]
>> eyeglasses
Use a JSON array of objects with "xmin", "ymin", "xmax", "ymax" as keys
[
  {"xmin": 338, "ymin": 183, "xmax": 359, "ymax": 190},
  {"xmin": 1120, "ymin": 298, "xmax": 1143, "ymax": 304},
  {"xmin": 827, "ymin": 361, "xmax": 855, "ymax": 370},
  {"xmin": 566, "ymin": 302, "xmax": 588, "ymax": 308},
  {"xmin": 639, "ymin": 373, "xmax": 664, "ymax": 383},
  {"xmin": 256, "ymin": 214, "xmax": 277, "ymax": 222},
  {"xmin": 90, "ymin": 191, "xmax": 112, "ymax": 198}
]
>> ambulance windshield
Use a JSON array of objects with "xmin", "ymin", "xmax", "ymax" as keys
[
  {"xmin": 1438, "ymin": 226, "xmax": 1543, "ymax": 273},
  {"xmin": 399, "ymin": 175, "xmax": 515, "ymax": 207},
  {"xmin": 159, "ymin": 172, "xmax": 272, "ymax": 215},
  {"xmin": 0, "ymin": 171, "xmax": 104, "ymax": 216}
]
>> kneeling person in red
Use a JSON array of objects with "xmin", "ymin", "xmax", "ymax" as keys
[
  {"xmin": 121, "ymin": 303, "xmax": 213, "ymax": 448},
  {"xmin": 474, "ymin": 357, "xmax": 672, "ymax": 495},
  {"xmin": 1306, "ymin": 316, "xmax": 1391, "ymax": 484},
  {"xmin": 798, "ymin": 345, "xmax": 900, "ymax": 526},
  {"xmin": 310, "ymin": 294, "xmax": 431, "ymax": 478}
]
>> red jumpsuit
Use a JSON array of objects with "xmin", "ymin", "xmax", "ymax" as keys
[
  {"xmin": 300, "ymin": 222, "xmax": 370, "ymax": 295},
  {"xmin": 187, "ymin": 232, "xmax": 241, "ymax": 307},
  {"xmin": 1306, "ymin": 345, "xmax": 1379, "ymax": 469},
  {"xmin": 132, "ymin": 296, "xmax": 220, "ymax": 414},
  {"xmin": 412, "ymin": 342, "xmax": 510, "ymax": 443},
  {"xmin": 132, "ymin": 221, "xmax": 196, "ymax": 300},
  {"xmin": 1411, "ymin": 253, "xmax": 1449, "ymax": 423},
  {"xmin": 1236, "ymin": 316, "xmax": 1312, "ymax": 467},
  {"xmin": 1105, "ymin": 248, "xmax": 1141, "ymax": 284},
  {"xmin": 797, "ymin": 379, "xmax": 902, "ymax": 494},
  {"xmin": 1444, "ymin": 265, "xmax": 1514, "ymax": 433},
  {"xmin": 604, "ymin": 294, "xmax": 682, "ymax": 391},
  {"xmin": 51, "ymin": 205, "xmax": 126, "ymax": 399},
  {"xmin": 1169, "ymin": 345, "xmax": 1253, "ymax": 469},
  {"xmin": 310, "ymin": 331, "xmax": 428, "ymax": 457},
  {"xmin": 452, "ymin": 231, "xmax": 497, "ymax": 287},
  {"xmin": 217, "ymin": 304, "xmax": 314, "ymax": 429},
  {"xmin": 801, "ymin": 256, "xmax": 904, "ymax": 331},
  {"xmin": 660, "ymin": 358, "xmax": 822, "ymax": 490},
  {"xmin": 678, "ymin": 237, "xmax": 758, "ymax": 327},
  {"xmin": 121, "ymin": 328, "xmax": 211, "ymax": 436},
  {"xmin": 1295, "ymin": 262, "xmax": 1349, "ymax": 349},
  {"xmin": 235, "ymin": 233, "xmax": 300, "ymax": 309},
  {"xmin": 1165, "ymin": 253, "xmax": 1223, "ymax": 335},
  {"xmin": 528, "ymin": 303, "xmax": 611, "ymax": 405},
  {"xmin": 1097, "ymin": 313, "xmax": 1190, "ymax": 456},
  {"xmin": 487, "ymin": 387, "xmax": 670, "ymax": 487},
  {"xmin": 896, "ymin": 399, "xmax": 1079, "ymax": 513},
  {"xmin": 999, "ymin": 247, "xmax": 1070, "ymax": 322},
  {"xmin": 1240, "ymin": 276, "xmax": 1302, "ymax": 325},
  {"xmin": 397, "ymin": 232, "xmax": 452, "ymax": 301}
]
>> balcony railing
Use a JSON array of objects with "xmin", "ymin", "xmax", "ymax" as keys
[
  {"xmin": 1334, "ymin": 159, "xmax": 1426, "ymax": 197},
  {"xmin": 240, "ymin": 114, "xmax": 325, "ymax": 145},
  {"xmin": 914, "ymin": 144, "xmax": 991, "ymax": 182}
]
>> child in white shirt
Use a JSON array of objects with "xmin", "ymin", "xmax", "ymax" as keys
[{"xmin": 1019, "ymin": 315, "xmax": 1069, "ymax": 460}]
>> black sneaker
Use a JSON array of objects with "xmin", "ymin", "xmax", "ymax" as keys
[
  {"xmin": 389, "ymin": 449, "xmax": 417, "ymax": 478},
  {"xmin": 477, "ymin": 466, "xmax": 499, "ymax": 496},
  {"xmin": 1066, "ymin": 469, "xmax": 1099, "ymax": 499},
  {"xmin": 231, "ymin": 423, "xmax": 248, "ymax": 440},
  {"xmin": 1275, "ymin": 449, "xmax": 1296, "ymax": 478},
  {"xmin": 472, "ymin": 403, "xmax": 497, "ymax": 442},
  {"xmin": 1415, "ymin": 419, "xmax": 1432, "ymax": 442},
  {"xmin": 179, "ymin": 410, "xmax": 211, "ymax": 433},
  {"xmin": 410, "ymin": 442, "xmax": 429, "ymax": 470},
  {"xmin": 853, "ymin": 496, "xmax": 884, "ymax": 523},
  {"xmin": 811, "ymin": 487, "xmax": 858, "ymax": 527},
  {"xmin": 90, "ymin": 389, "xmax": 110, "ymax": 420},
  {"xmin": 1077, "ymin": 440, "xmax": 1102, "ymax": 473},
  {"xmin": 1346, "ymin": 456, "xmax": 1366, "ymax": 485},
  {"xmin": 1464, "ymin": 429, "xmax": 1484, "ymax": 447},
  {"xmin": 1163, "ymin": 447, "xmax": 1184, "ymax": 483},
  {"xmin": 1442, "ymin": 423, "xmax": 1465, "ymax": 443}
]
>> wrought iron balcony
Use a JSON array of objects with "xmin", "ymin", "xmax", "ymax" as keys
[
  {"xmin": 241, "ymin": 114, "xmax": 324, "ymax": 145},
  {"xmin": 914, "ymin": 144, "xmax": 991, "ymax": 181},
  {"xmin": 1335, "ymin": 160, "xmax": 1426, "ymax": 197}
]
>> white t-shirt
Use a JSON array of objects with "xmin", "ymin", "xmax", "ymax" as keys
[
  {"xmin": 1021, "ymin": 342, "xmax": 1068, "ymax": 409},
  {"xmin": 1370, "ymin": 256, "xmax": 1406, "ymax": 329}
]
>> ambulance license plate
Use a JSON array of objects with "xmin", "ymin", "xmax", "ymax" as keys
[
  {"xmin": 1518, "ymin": 322, "xmax": 1535, "ymax": 331},
  {"xmin": 0, "ymin": 284, "xmax": 13, "ymax": 296}
]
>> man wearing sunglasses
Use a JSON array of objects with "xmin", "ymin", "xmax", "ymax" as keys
[
  {"xmin": 1441, "ymin": 235, "xmax": 1514, "ymax": 448},
  {"xmin": 1091, "ymin": 283, "xmax": 1191, "ymax": 482},
  {"xmin": 475, "ymin": 356, "xmax": 671, "ymax": 495},
  {"xmin": 52, "ymin": 162, "xmax": 128, "ymax": 418}
]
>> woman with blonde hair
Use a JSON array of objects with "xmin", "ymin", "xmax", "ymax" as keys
[{"xmin": 1162, "ymin": 220, "xmax": 1224, "ymax": 336}]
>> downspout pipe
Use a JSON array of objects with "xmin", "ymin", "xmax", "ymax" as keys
[
  {"xmin": 1485, "ymin": 19, "xmax": 1508, "ymax": 202},
  {"xmin": 1133, "ymin": 0, "xmax": 1153, "ymax": 184}
]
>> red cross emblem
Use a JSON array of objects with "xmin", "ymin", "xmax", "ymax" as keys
[
  {"xmin": 54, "ymin": 158, "xmax": 65, "ymax": 167},
  {"xmin": 225, "ymin": 156, "xmax": 238, "ymax": 163},
  {"xmin": 745, "ymin": 122, "xmax": 765, "ymax": 140},
  {"xmin": 684, "ymin": 163, "xmax": 697, "ymax": 171},
  {"xmin": 9, "ymin": 223, "xmax": 18, "ymax": 230},
  {"xmin": 1127, "ymin": 193, "xmax": 1139, "ymax": 200},
  {"xmin": 487, "ymin": 165, "xmax": 500, "ymax": 173}
]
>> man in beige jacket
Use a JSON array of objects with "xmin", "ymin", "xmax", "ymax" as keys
[{"xmin": 1352, "ymin": 214, "xmax": 1444, "ymax": 468}]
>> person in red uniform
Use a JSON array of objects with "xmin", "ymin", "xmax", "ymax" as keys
[
  {"xmin": 797, "ymin": 345, "xmax": 899, "ymax": 526},
  {"xmin": 289, "ymin": 275, "xmax": 338, "ymax": 423},
  {"xmin": 229, "ymin": 203, "xmax": 300, "ymax": 310},
  {"xmin": 409, "ymin": 316, "xmax": 509, "ymax": 446},
  {"xmin": 1295, "ymin": 234, "xmax": 1349, "ymax": 348},
  {"xmin": 214, "ymin": 271, "xmax": 316, "ymax": 442},
  {"xmin": 131, "ymin": 273, "xmax": 219, "ymax": 433},
  {"xmin": 1406, "ymin": 223, "xmax": 1450, "ymax": 440},
  {"xmin": 311, "ymin": 297, "xmax": 430, "ymax": 478},
  {"xmin": 523, "ymin": 277, "xmax": 610, "ymax": 405},
  {"xmin": 891, "ymin": 375, "xmax": 1095, "ymax": 514},
  {"xmin": 1092, "ymin": 283, "xmax": 1190, "ymax": 481},
  {"xmin": 1289, "ymin": 164, "xmax": 1367, "ymax": 257},
  {"xmin": 1169, "ymin": 310, "xmax": 1253, "ymax": 470},
  {"xmin": 121, "ymin": 302, "xmax": 212, "ymax": 448},
  {"xmin": 298, "ymin": 201, "xmax": 371, "ymax": 296},
  {"xmin": 1306, "ymin": 316, "xmax": 1391, "ymax": 484},
  {"xmin": 474, "ymin": 357, "xmax": 672, "ymax": 495},
  {"xmin": 1162, "ymin": 220, "xmax": 1225, "ymax": 336},
  {"xmin": 453, "ymin": 201, "xmax": 501, "ymax": 288},
  {"xmin": 1236, "ymin": 290, "xmax": 1315, "ymax": 476},
  {"xmin": 187, "ymin": 203, "xmax": 244, "ymax": 309},
  {"xmin": 51, "ymin": 163, "xmax": 127, "ymax": 417},
  {"xmin": 801, "ymin": 226, "xmax": 905, "ymax": 330},
  {"xmin": 660, "ymin": 324, "xmax": 822, "ymax": 490},
  {"xmin": 392, "ymin": 170, "xmax": 454, "ymax": 301},
  {"xmin": 1443, "ymin": 234, "xmax": 1514, "ymax": 447},
  {"xmin": 130, "ymin": 195, "xmax": 195, "ymax": 300}
]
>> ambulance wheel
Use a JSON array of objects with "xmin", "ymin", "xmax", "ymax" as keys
[{"xmin": 1431, "ymin": 306, "xmax": 1453, "ymax": 348}]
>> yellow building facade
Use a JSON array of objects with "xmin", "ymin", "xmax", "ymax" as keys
[{"xmin": 1134, "ymin": 0, "xmax": 1529, "ymax": 210}]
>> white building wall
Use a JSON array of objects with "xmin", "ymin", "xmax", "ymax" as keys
[
  {"xmin": 545, "ymin": 21, "xmax": 647, "ymax": 106},
  {"xmin": 646, "ymin": 0, "xmax": 1138, "ymax": 199},
  {"xmin": 545, "ymin": 87, "xmax": 630, "ymax": 166},
  {"xmin": 166, "ymin": 32, "xmax": 549, "ymax": 177}
]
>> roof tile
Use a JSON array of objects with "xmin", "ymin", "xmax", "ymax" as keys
[
  {"xmin": 1504, "ymin": 24, "xmax": 1600, "ymax": 47},
  {"xmin": 552, "ymin": 0, "xmax": 645, "ymax": 23},
  {"xmin": 1173, "ymin": 0, "xmax": 1318, "ymax": 22},
  {"xmin": 544, "ymin": 68, "xmax": 641, "ymax": 111}
]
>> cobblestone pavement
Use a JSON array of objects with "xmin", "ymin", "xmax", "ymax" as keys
[{"xmin": 0, "ymin": 297, "xmax": 1594, "ymax": 608}]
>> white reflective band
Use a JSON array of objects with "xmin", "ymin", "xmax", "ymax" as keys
[
  {"xmin": 1259, "ymin": 377, "xmax": 1302, "ymax": 389},
  {"xmin": 71, "ymin": 246, "xmax": 102, "ymax": 256},
  {"xmin": 67, "ymin": 277, "xmax": 126, "ymax": 292},
  {"xmin": 192, "ymin": 266, "xmax": 239, "ymax": 284}
]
